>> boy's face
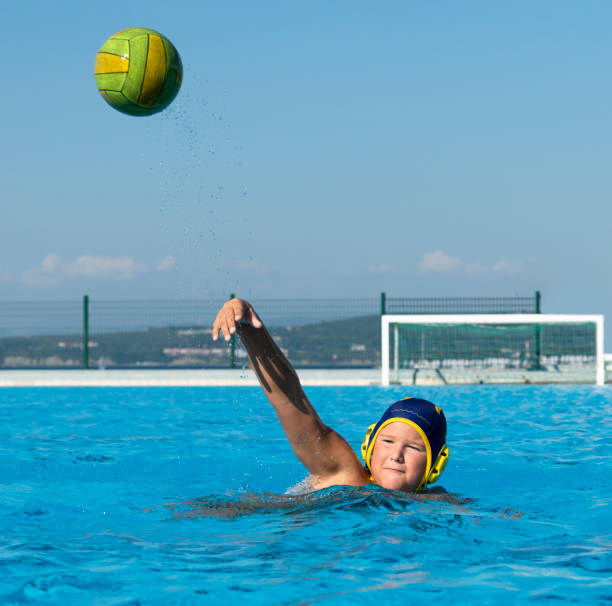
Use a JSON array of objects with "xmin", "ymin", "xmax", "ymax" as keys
[{"xmin": 370, "ymin": 421, "xmax": 428, "ymax": 492}]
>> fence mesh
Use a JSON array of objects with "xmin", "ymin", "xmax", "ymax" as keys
[
  {"xmin": 385, "ymin": 296, "xmax": 537, "ymax": 314},
  {"xmin": 0, "ymin": 301, "xmax": 82, "ymax": 338}
]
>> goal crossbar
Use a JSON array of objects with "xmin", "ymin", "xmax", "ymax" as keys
[{"xmin": 381, "ymin": 314, "xmax": 605, "ymax": 386}]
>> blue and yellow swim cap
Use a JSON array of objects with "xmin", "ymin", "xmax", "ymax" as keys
[{"xmin": 361, "ymin": 397, "xmax": 449, "ymax": 491}]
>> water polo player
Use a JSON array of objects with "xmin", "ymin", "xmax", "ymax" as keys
[{"xmin": 212, "ymin": 298, "xmax": 449, "ymax": 493}]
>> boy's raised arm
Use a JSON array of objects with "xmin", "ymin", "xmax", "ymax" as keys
[{"xmin": 212, "ymin": 298, "xmax": 366, "ymax": 487}]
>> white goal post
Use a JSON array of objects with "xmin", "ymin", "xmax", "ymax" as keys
[{"xmin": 381, "ymin": 314, "xmax": 605, "ymax": 386}]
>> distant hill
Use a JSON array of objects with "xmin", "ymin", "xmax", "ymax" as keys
[{"xmin": 0, "ymin": 315, "xmax": 381, "ymax": 369}]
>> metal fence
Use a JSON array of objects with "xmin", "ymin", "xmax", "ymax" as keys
[
  {"xmin": 0, "ymin": 292, "xmax": 540, "ymax": 369},
  {"xmin": 88, "ymin": 298, "xmax": 383, "ymax": 334},
  {"xmin": 0, "ymin": 301, "xmax": 83, "ymax": 338}
]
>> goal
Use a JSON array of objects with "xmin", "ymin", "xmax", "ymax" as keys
[{"xmin": 381, "ymin": 314, "xmax": 605, "ymax": 386}]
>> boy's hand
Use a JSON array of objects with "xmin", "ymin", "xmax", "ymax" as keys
[{"xmin": 212, "ymin": 298, "xmax": 263, "ymax": 342}]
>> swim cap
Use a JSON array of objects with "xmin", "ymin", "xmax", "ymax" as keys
[{"xmin": 361, "ymin": 397, "xmax": 449, "ymax": 491}]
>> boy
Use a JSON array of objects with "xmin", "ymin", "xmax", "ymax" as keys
[{"xmin": 212, "ymin": 298, "xmax": 449, "ymax": 493}]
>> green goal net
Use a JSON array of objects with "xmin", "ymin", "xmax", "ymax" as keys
[{"xmin": 381, "ymin": 314, "xmax": 605, "ymax": 385}]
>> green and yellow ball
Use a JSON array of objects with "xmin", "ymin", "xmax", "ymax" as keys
[{"xmin": 94, "ymin": 27, "xmax": 183, "ymax": 116}]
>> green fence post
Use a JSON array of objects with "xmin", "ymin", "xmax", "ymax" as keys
[
  {"xmin": 380, "ymin": 292, "xmax": 386, "ymax": 315},
  {"xmin": 535, "ymin": 290, "xmax": 541, "ymax": 370},
  {"xmin": 229, "ymin": 293, "xmax": 236, "ymax": 369},
  {"xmin": 83, "ymin": 295, "xmax": 89, "ymax": 369}
]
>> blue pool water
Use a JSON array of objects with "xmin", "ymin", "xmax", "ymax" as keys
[{"xmin": 1, "ymin": 385, "xmax": 610, "ymax": 604}]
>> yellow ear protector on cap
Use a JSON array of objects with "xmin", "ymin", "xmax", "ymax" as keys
[
  {"xmin": 360, "ymin": 423, "xmax": 376, "ymax": 462},
  {"xmin": 427, "ymin": 445, "xmax": 449, "ymax": 485}
]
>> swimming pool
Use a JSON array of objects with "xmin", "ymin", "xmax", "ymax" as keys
[{"xmin": 1, "ymin": 385, "xmax": 610, "ymax": 604}]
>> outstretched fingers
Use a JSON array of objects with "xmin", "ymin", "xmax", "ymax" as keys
[{"xmin": 212, "ymin": 301, "xmax": 238, "ymax": 341}]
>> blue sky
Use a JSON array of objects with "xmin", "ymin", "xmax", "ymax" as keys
[{"xmin": 2, "ymin": 1, "xmax": 612, "ymax": 329}]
